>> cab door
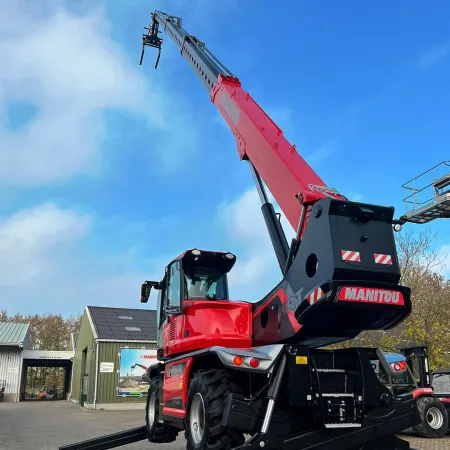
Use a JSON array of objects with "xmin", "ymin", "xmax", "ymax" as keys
[{"xmin": 161, "ymin": 260, "xmax": 184, "ymax": 356}]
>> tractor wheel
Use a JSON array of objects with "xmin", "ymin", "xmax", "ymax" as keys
[
  {"xmin": 145, "ymin": 377, "xmax": 178, "ymax": 443},
  {"xmin": 185, "ymin": 369, "xmax": 246, "ymax": 450},
  {"xmin": 413, "ymin": 396, "xmax": 448, "ymax": 438}
]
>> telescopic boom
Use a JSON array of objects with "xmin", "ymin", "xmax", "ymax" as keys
[{"xmin": 140, "ymin": 11, "xmax": 345, "ymax": 274}]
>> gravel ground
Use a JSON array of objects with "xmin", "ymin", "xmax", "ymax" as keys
[{"xmin": 1, "ymin": 400, "xmax": 448, "ymax": 449}]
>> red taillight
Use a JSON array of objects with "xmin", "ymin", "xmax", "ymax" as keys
[
  {"xmin": 233, "ymin": 355, "xmax": 243, "ymax": 366},
  {"xmin": 392, "ymin": 361, "xmax": 407, "ymax": 372},
  {"xmin": 249, "ymin": 358, "xmax": 259, "ymax": 368}
]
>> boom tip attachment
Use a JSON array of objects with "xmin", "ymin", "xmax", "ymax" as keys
[{"xmin": 139, "ymin": 19, "xmax": 163, "ymax": 69}]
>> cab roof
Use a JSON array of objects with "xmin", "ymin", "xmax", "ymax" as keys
[{"xmin": 383, "ymin": 352, "xmax": 407, "ymax": 364}]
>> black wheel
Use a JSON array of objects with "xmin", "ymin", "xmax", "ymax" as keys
[
  {"xmin": 185, "ymin": 369, "xmax": 246, "ymax": 450},
  {"xmin": 413, "ymin": 396, "xmax": 448, "ymax": 438},
  {"xmin": 145, "ymin": 377, "xmax": 178, "ymax": 443}
]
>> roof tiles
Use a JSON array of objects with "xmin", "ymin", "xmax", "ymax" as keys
[{"xmin": 87, "ymin": 306, "xmax": 157, "ymax": 341}]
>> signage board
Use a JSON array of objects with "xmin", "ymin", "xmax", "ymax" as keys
[
  {"xmin": 100, "ymin": 362, "xmax": 114, "ymax": 373},
  {"xmin": 118, "ymin": 348, "xmax": 157, "ymax": 396}
]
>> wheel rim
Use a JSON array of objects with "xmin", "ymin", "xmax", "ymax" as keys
[
  {"xmin": 190, "ymin": 393, "xmax": 205, "ymax": 444},
  {"xmin": 427, "ymin": 406, "xmax": 444, "ymax": 429},
  {"xmin": 148, "ymin": 393, "xmax": 156, "ymax": 428}
]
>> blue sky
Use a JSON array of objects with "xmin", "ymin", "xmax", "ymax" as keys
[{"xmin": 0, "ymin": 0, "xmax": 449, "ymax": 316}]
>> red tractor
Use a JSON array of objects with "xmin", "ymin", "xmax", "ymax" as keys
[
  {"xmin": 401, "ymin": 346, "xmax": 450, "ymax": 438},
  {"xmin": 60, "ymin": 10, "xmax": 450, "ymax": 450}
]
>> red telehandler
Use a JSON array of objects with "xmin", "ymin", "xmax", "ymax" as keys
[{"xmin": 60, "ymin": 10, "xmax": 450, "ymax": 450}]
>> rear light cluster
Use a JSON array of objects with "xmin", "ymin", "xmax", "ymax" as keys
[
  {"xmin": 391, "ymin": 361, "xmax": 407, "ymax": 372},
  {"xmin": 232, "ymin": 355, "xmax": 260, "ymax": 369}
]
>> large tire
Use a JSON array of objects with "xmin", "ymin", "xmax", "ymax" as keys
[
  {"xmin": 145, "ymin": 377, "xmax": 179, "ymax": 443},
  {"xmin": 185, "ymin": 369, "xmax": 246, "ymax": 450},
  {"xmin": 413, "ymin": 396, "xmax": 448, "ymax": 438}
]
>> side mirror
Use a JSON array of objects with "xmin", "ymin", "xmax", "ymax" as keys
[
  {"xmin": 140, "ymin": 280, "xmax": 162, "ymax": 303},
  {"xmin": 140, "ymin": 282, "xmax": 152, "ymax": 303}
]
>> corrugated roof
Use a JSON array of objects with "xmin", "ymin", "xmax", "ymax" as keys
[
  {"xmin": 87, "ymin": 306, "xmax": 157, "ymax": 341},
  {"xmin": 0, "ymin": 322, "xmax": 30, "ymax": 346}
]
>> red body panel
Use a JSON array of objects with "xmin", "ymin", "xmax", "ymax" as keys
[
  {"xmin": 163, "ymin": 357, "xmax": 193, "ymax": 417},
  {"xmin": 210, "ymin": 75, "xmax": 345, "ymax": 233},
  {"xmin": 412, "ymin": 387, "xmax": 434, "ymax": 399},
  {"xmin": 162, "ymin": 300, "xmax": 253, "ymax": 358},
  {"xmin": 252, "ymin": 287, "xmax": 301, "ymax": 346}
]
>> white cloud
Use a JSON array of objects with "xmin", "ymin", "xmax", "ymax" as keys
[
  {"xmin": 419, "ymin": 42, "xmax": 450, "ymax": 71},
  {"xmin": 0, "ymin": 201, "xmax": 161, "ymax": 315},
  {"xmin": 0, "ymin": 203, "xmax": 90, "ymax": 287},
  {"xmin": 306, "ymin": 137, "xmax": 339, "ymax": 167},
  {"xmin": 0, "ymin": 1, "xmax": 197, "ymax": 186},
  {"xmin": 218, "ymin": 187, "xmax": 295, "ymax": 300},
  {"xmin": 345, "ymin": 191, "xmax": 364, "ymax": 202}
]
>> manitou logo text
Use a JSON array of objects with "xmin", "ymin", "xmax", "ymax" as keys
[
  {"xmin": 220, "ymin": 91, "xmax": 240, "ymax": 125},
  {"xmin": 308, "ymin": 184, "xmax": 343, "ymax": 199},
  {"xmin": 338, "ymin": 287, "xmax": 404, "ymax": 306}
]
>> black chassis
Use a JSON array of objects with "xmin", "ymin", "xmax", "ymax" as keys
[
  {"xmin": 220, "ymin": 344, "xmax": 421, "ymax": 450},
  {"xmin": 58, "ymin": 345, "xmax": 420, "ymax": 450}
]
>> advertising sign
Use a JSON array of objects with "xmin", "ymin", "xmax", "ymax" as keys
[{"xmin": 118, "ymin": 348, "xmax": 157, "ymax": 396}]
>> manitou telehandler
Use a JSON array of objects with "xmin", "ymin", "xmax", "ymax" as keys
[{"xmin": 60, "ymin": 10, "xmax": 450, "ymax": 450}]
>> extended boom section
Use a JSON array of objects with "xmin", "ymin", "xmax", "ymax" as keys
[{"xmin": 141, "ymin": 11, "xmax": 345, "ymax": 236}]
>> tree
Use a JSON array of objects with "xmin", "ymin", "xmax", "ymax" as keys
[{"xmin": 0, "ymin": 310, "xmax": 82, "ymax": 351}]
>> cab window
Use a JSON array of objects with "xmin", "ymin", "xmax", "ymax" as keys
[
  {"xmin": 432, "ymin": 373, "xmax": 450, "ymax": 395},
  {"xmin": 184, "ymin": 266, "xmax": 228, "ymax": 300},
  {"xmin": 166, "ymin": 261, "xmax": 181, "ymax": 309}
]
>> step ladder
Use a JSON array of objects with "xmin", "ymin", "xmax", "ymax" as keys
[
  {"xmin": 309, "ymin": 353, "xmax": 363, "ymax": 428},
  {"xmin": 401, "ymin": 161, "xmax": 450, "ymax": 224}
]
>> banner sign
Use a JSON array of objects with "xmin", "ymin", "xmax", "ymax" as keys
[{"xmin": 118, "ymin": 348, "xmax": 157, "ymax": 396}]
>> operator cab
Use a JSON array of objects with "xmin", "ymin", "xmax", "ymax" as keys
[
  {"xmin": 182, "ymin": 249, "xmax": 235, "ymax": 300},
  {"xmin": 140, "ymin": 248, "xmax": 236, "ymax": 309},
  {"xmin": 372, "ymin": 353, "xmax": 417, "ymax": 396},
  {"xmin": 140, "ymin": 249, "xmax": 241, "ymax": 358}
]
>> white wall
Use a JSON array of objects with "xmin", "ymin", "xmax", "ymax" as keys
[{"xmin": 0, "ymin": 346, "xmax": 23, "ymax": 402}]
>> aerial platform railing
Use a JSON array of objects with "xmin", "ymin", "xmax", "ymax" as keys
[{"xmin": 400, "ymin": 160, "xmax": 450, "ymax": 224}]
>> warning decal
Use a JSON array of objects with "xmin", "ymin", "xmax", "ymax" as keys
[
  {"xmin": 341, "ymin": 250, "xmax": 361, "ymax": 262},
  {"xmin": 307, "ymin": 287, "xmax": 324, "ymax": 305},
  {"xmin": 374, "ymin": 254, "xmax": 393, "ymax": 265}
]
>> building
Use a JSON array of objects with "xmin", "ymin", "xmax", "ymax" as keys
[
  {"xmin": 70, "ymin": 306, "xmax": 158, "ymax": 410},
  {"xmin": 0, "ymin": 322, "xmax": 30, "ymax": 402},
  {"xmin": 21, "ymin": 349, "xmax": 74, "ymax": 400}
]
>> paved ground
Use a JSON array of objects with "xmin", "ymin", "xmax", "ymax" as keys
[{"xmin": 1, "ymin": 401, "xmax": 449, "ymax": 449}]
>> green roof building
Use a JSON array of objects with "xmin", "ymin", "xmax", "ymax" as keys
[{"xmin": 70, "ymin": 306, "xmax": 158, "ymax": 410}]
